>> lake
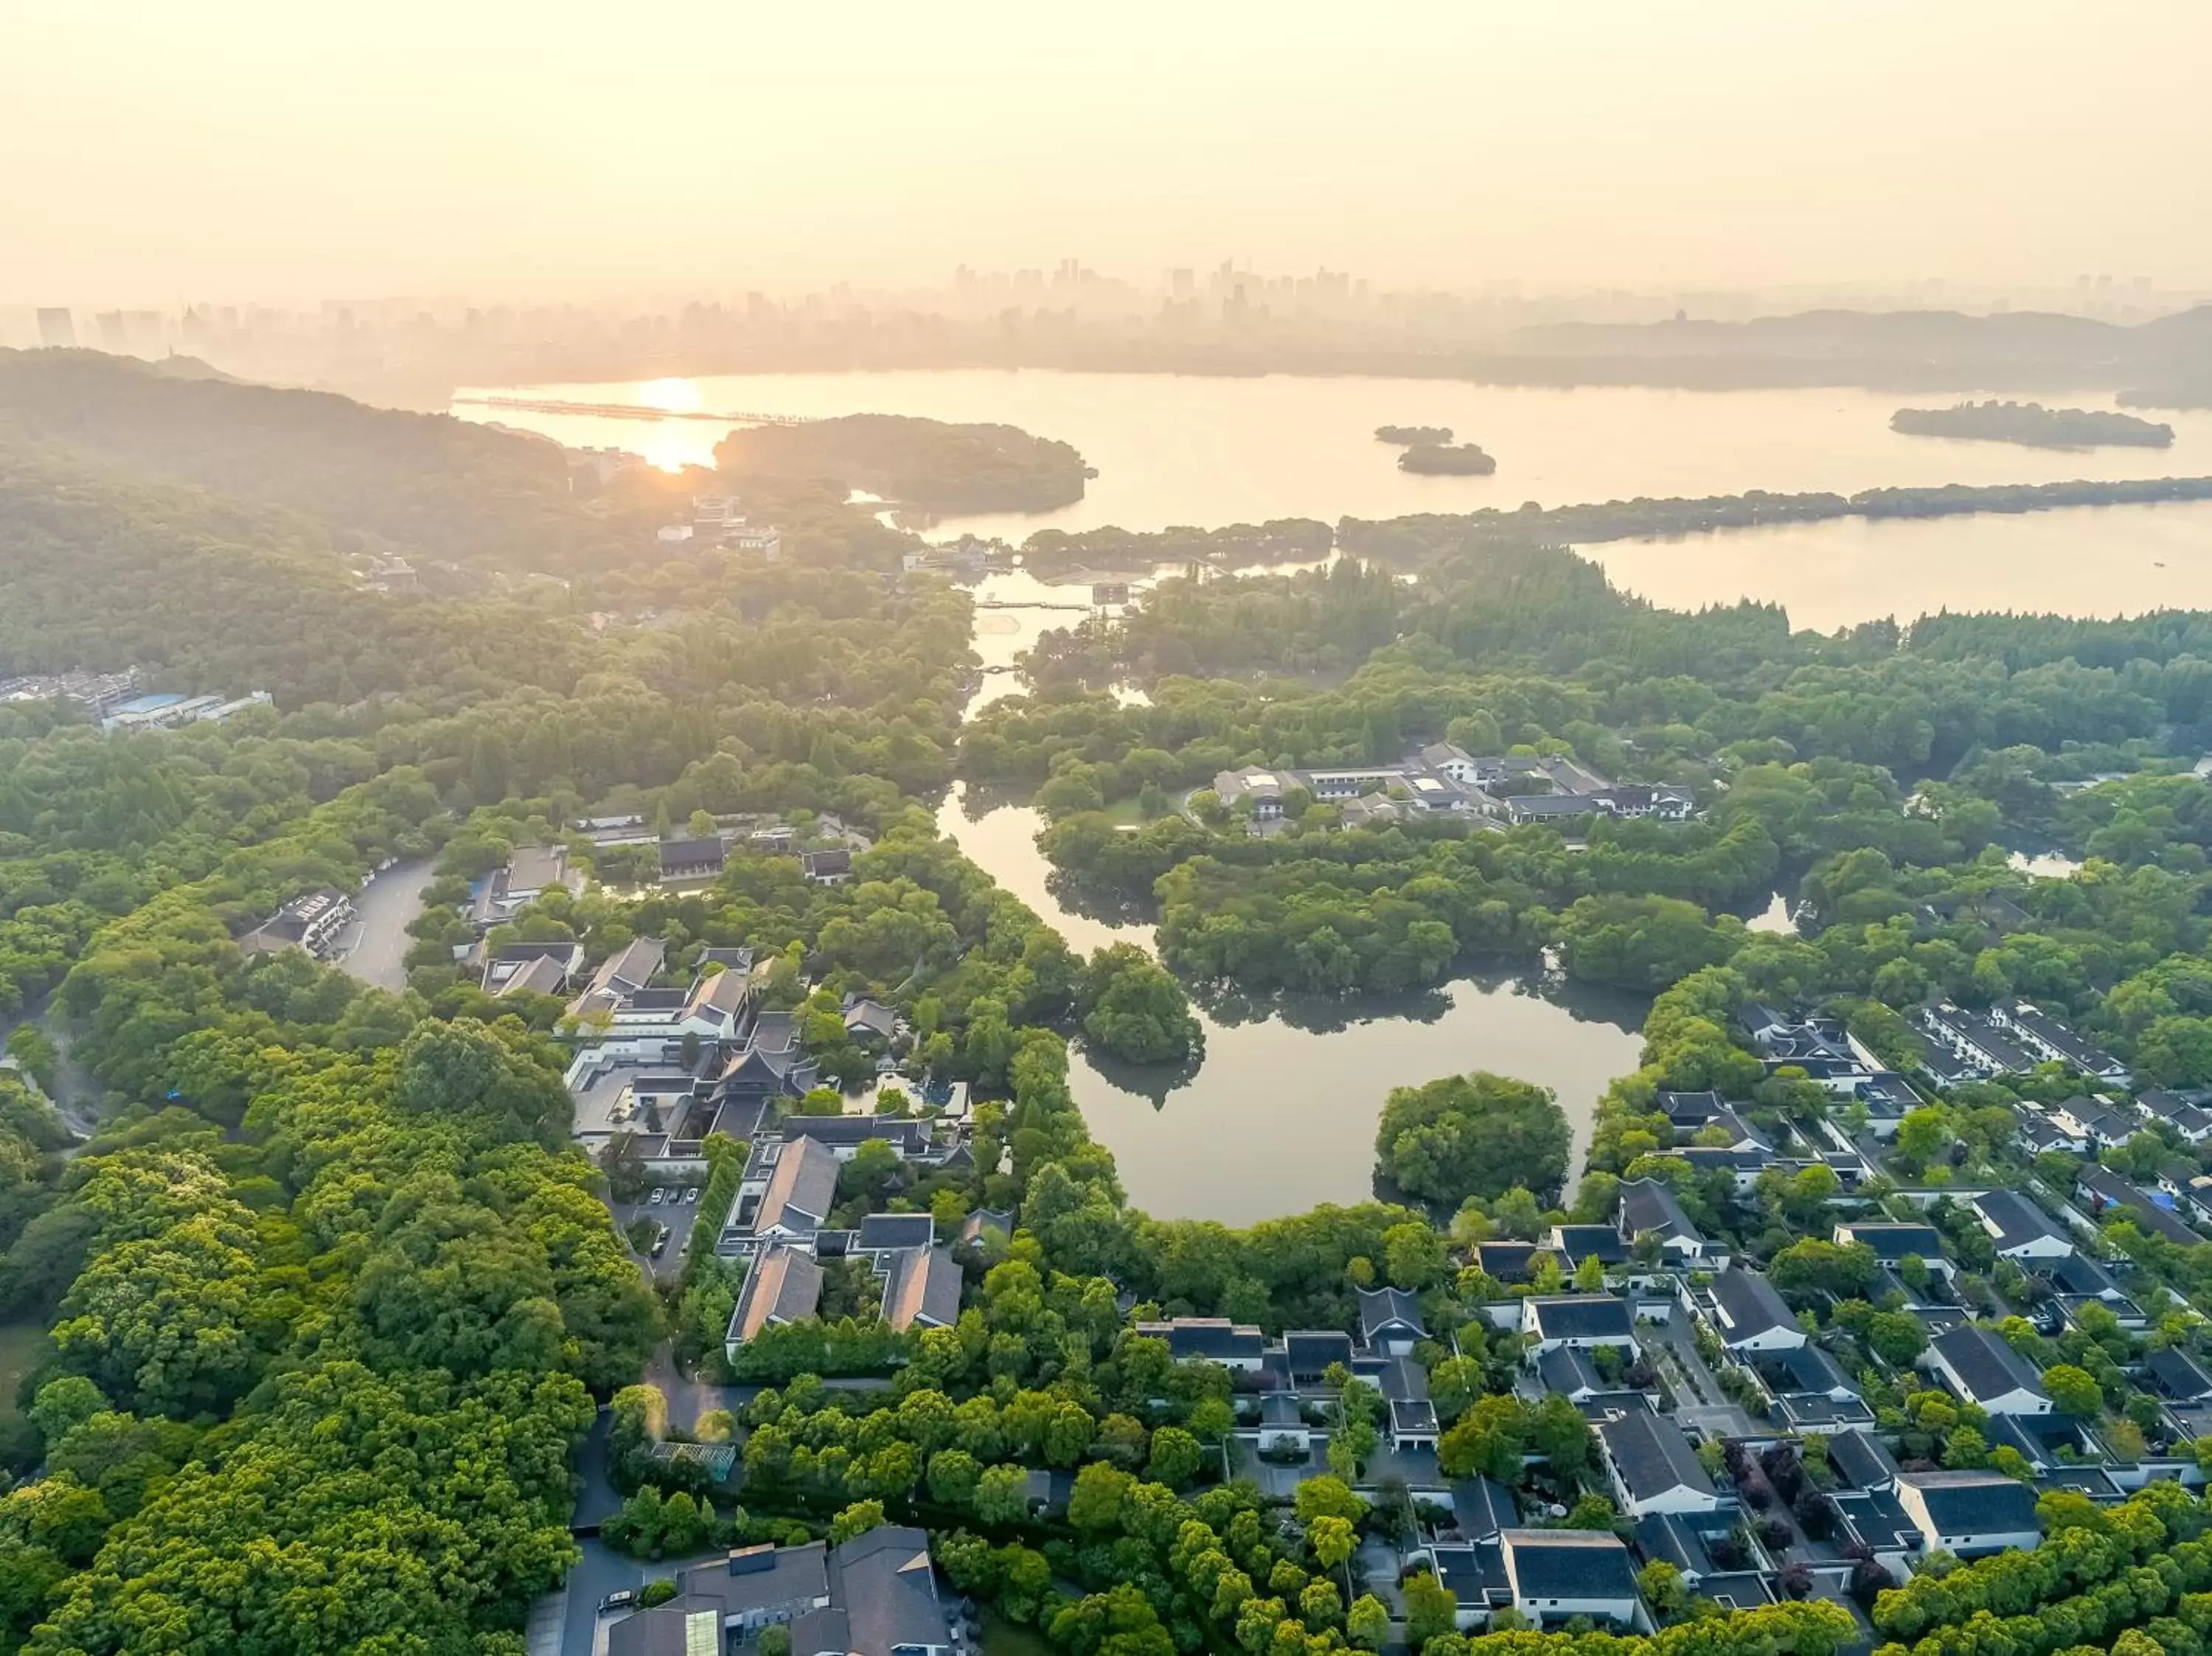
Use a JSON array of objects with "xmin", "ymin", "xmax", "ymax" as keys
[
  {"xmin": 1581, "ymin": 500, "xmax": 2212, "ymax": 633},
  {"xmin": 466, "ymin": 369, "xmax": 2208, "ymax": 1219},
  {"xmin": 457, "ymin": 368, "xmax": 2212, "ymax": 628},
  {"xmin": 933, "ymin": 779, "xmax": 1649, "ymax": 1224}
]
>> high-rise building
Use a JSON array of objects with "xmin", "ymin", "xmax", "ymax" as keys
[{"xmin": 35, "ymin": 307, "xmax": 75, "ymax": 347}]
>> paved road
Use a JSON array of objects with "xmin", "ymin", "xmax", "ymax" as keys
[
  {"xmin": 335, "ymin": 857, "xmax": 436, "ymax": 992},
  {"xmin": 640, "ymin": 1340, "xmax": 893, "ymax": 1436},
  {"xmin": 612, "ymin": 1187, "xmax": 703, "ymax": 1283},
  {"xmin": 1646, "ymin": 1318, "xmax": 1759, "ymax": 1437},
  {"xmin": 548, "ymin": 1540, "xmax": 727, "ymax": 1656}
]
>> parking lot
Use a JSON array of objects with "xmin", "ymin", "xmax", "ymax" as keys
[{"xmin": 608, "ymin": 1184, "xmax": 705, "ymax": 1281}]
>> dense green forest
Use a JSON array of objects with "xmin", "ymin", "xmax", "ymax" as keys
[
  {"xmin": 714, "ymin": 414, "xmax": 1092, "ymax": 514},
  {"xmin": 1336, "ymin": 474, "xmax": 2212, "ymax": 566},
  {"xmin": 18, "ymin": 358, "xmax": 2212, "ymax": 1656},
  {"xmin": 0, "ymin": 349, "xmax": 651, "ymax": 576}
]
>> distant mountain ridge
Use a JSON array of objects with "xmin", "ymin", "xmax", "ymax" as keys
[{"xmin": 1500, "ymin": 305, "xmax": 2212, "ymax": 401}]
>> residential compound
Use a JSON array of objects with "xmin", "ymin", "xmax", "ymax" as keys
[
  {"xmin": 545, "ymin": 925, "xmax": 978, "ymax": 1358},
  {"xmin": 1211, "ymin": 743, "xmax": 1691, "ymax": 829},
  {"xmin": 605, "ymin": 1528, "xmax": 959, "ymax": 1656},
  {"xmin": 240, "ymin": 886, "xmax": 355, "ymax": 960},
  {"xmin": 573, "ymin": 975, "xmax": 2212, "ymax": 1647},
  {"xmin": 470, "ymin": 843, "xmax": 587, "ymax": 929},
  {"xmin": 1920, "ymin": 998, "xmax": 2131, "ymax": 1088},
  {"xmin": 1368, "ymin": 972, "xmax": 2212, "ymax": 1640}
]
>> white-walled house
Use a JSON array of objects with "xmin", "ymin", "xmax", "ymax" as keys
[
  {"xmin": 1895, "ymin": 1470, "xmax": 2043, "ymax": 1557},
  {"xmin": 1499, "ymin": 1531, "xmax": 1646, "ymax": 1628},
  {"xmin": 1927, "ymin": 1326, "xmax": 2053, "ymax": 1416},
  {"xmin": 1702, "ymin": 1268, "xmax": 1806, "ymax": 1354}
]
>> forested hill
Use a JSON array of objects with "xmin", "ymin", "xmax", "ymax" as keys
[
  {"xmin": 0, "ymin": 349, "xmax": 639, "ymax": 575},
  {"xmin": 0, "ymin": 444, "xmax": 593, "ymax": 704},
  {"xmin": 1506, "ymin": 304, "xmax": 2212, "ymax": 394}
]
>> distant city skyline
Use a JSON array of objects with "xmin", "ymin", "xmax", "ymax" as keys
[{"xmin": 5, "ymin": 0, "xmax": 2211, "ymax": 308}]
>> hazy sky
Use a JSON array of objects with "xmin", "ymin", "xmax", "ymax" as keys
[{"xmin": 5, "ymin": 0, "xmax": 2208, "ymax": 305}]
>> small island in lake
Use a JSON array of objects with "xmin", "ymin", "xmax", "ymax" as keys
[
  {"xmin": 1397, "ymin": 441, "xmax": 1498, "ymax": 475},
  {"xmin": 1890, "ymin": 400, "xmax": 2174, "ymax": 449},
  {"xmin": 714, "ymin": 412, "xmax": 1091, "ymax": 512},
  {"xmin": 1374, "ymin": 424, "xmax": 1453, "ymax": 445}
]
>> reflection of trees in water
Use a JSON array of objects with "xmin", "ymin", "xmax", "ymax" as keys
[
  {"xmin": 1186, "ymin": 960, "xmax": 1651, "ymax": 1037},
  {"xmin": 1075, "ymin": 1037, "xmax": 1203, "ymax": 1108},
  {"xmin": 942, "ymin": 780, "xmax": 1034, "ymax": 820},
  {"xmin": 1192, "ymin": 981, "xmax": 1455, "ymax": 1034},
  {"xmin": 1044, "ymin": 866, "xmax": 1158, "ymax": 933}
]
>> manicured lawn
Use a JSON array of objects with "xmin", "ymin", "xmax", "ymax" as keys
[
  {"xmin": 981, "ymin": 1608, "xmax": 1056, "ymax": 1656},
  {"xmin": 0, "ymin": 1319, "xmax": 48, "ymax": 1417}
]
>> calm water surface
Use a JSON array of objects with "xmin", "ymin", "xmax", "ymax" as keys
[
  {"xmin": 933, "ymin": 779, "xmax": 1646, "ymax": 1223},
  {"xmin": 482, "ymin": 372, "xmax": 2210, "ymax": 1217},
  {"xmin": 461, "ymin": 369, "xmax": 2212, "ymax": 627},
  {"xmin": 1583, "ymin": 501, "xmax": 2212, "ymax": 633},
  {"xmin": 456, "ymin": 370, "xmax": 2212, "ymax": 542}
]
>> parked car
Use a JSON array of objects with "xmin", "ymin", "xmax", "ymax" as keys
[
  {"xmin": 650, "ymin": 1224, "xmax": 672, "ymax": 1258},
  {"xmin": 648, "ymin": 1187, "xmax": 664, "ymax": 1206},
  {"xmin": 598, "ymin": 1590, "xmax": 636, "ymax": 1615}
]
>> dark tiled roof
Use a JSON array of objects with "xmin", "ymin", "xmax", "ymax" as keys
[
  {"xmin": 2003, "ymin": 1001, "xmax": 2125, "ymax": 1074},
  {"xmin": 2039, "ymin": 1251, "xmax": 2120, "ymax": 1297},
  {"xmin": 1619, "ymin": 1177, "xmax": 1699, "ymax": 1242},
  {"xmin": 754, "ymin": 1137, "xmax": 840, "ymax": 1234},
  {"xmin": 2147, "ymin": 1346, "xmax": 2212, "ymax": 1401},
  {"xmin": 879, "ymin": 1246, "xmax": 963, "ymax": 1332},
  {"xmin": 855, "ymin": 1213, "xmax": 936, "ymax": 1253},
  {"xmin": 1834, "ymin": 1221, "xmax": 1944, "ymax": 1261},
  {"xmin": 825, "ymin": 1525, "xmax": 953, "ymax": 1656},
  {"xmin": 2077, "ymin": 1165, "xmax": 2203, "ymax": 1246},
  {"xmin": 1933, "ymin": 1326, "xmax": 2049, "ymax": 1406},
  {"xmin": 1538, "ymin": 1344, "xmax": 1606, "ymax": 1396},
  {"xmin": 1284, "ymin": 1330, "xmax": 1356, "ymax": 1377},
  {"xmin": 608, "ymin": 1598, "xmax": 731, "ymax": 1656},
  {"xmin": 1900, "ymin": 1469, "xmax": 2042, "ymax": 1537},
  {"xmin": 1709, "ymin": 1269, "xmax": 1795, "ymax": 1342},
  {"xmin": 1632, "ymin": 1511, "xmax": 1717, "ymax": 1579},
  {"xmin": 1357, "ymin": 1285, "xmax": 1427, "ymax": 1341},
  {"xmin": 1135, "ymin": 1317, "xmax": 1265, "ymax": 1363},
  {"xmin": 1427, "ymin": 1545, "xmax": 1508, "ymax": 1609},
  {"xmin": 1476, "ymin": 1241, "xmax": 1538, "ymax": 1282},
  {"xmin": 1549, "ymin": 1225, "xmax": 1629, "ymax": 1267},
  {"xmin": 1501, "ymin": 1530, "xmax": 1641, "ymax": 1602},
  {"xmin": 1526, "ymin": 1295, "xmax": 1635, "ymax": 1342},
  {"xmin": 1599, "ymin": 1410, "xmax": 1714, "ymax": 1503},
  {"xmin": 730, "ymin": 1246, "xmax": 824, "ymax": 1342},
  {"xmin": 1376, "ymin": 1354, "xmax": 1430, "ymax": 1402},
  {"xmin": 783, "ymin": 1116, "xmax": 928, "ymax": 1150},
  {"xmin": 1828, "ymin": 1428, "xmax": 1899, "ymax": 1491},
  {"xmin": 1973, "ymin": 1189, "xmax": 2068, "ymax": 1251},
  {"xmin": 1450, "ymin": 1477, "xmax": 1518, "ymax": 1542},
  {"xmin": 658, "ymin": 835, "xmax": 726, "ymax": 874},
  {"xmin": 1764, "ymin": 1342, "xmax": 1853, "ymax": 1396}
]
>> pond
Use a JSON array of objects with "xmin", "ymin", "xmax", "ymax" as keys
[{"xmin": 933, "ymin": 782, "xmax": 1648, "ymax": 1224}]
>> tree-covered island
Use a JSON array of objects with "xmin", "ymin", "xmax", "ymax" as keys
[
  {"xmin": 1891, "ymin": 400, "xmax": 2175, "ymax": 448},
  {"xmin": 715, "ymin": 412, "xmax": 1093, "ymax": 513}
]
